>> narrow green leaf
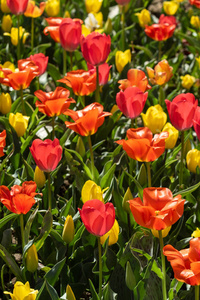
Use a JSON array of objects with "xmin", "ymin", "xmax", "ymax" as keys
[
  {"xmin": 124, "ymin": 171, "xmax": 143, "ymax": 200},
  {"xmin": 47, "ymin": 63, "xmax": 61, "ymax": 83},
  {"xmin": 89, "ymin": 279, "xmax": 99, "ymax": 300},
  {"xmin": 0, "ymin": 213, "xmax": 17, "ymax": 229},
  {"xmin": 24, "ymin": 205, "xmax": 39, "ymax": 245},
  {"xmin": 45, "ymin": 257, "xmax": 66, "ymax": 287},
  {"xmin": 173, "ymin": 182, "xmax": 200, "ymax": 197},
  {"xmin": 35, "ymin": 211, "xmax": 53, "ymax": 252},
  {"xmin": 45, "ymin": 280, "xmax": 60, "ymax": 300},
  {"xmin": 100, "ymin": 163, "xmax": 116, "ymax": 189}
]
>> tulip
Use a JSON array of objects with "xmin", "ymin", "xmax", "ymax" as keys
[
  {"xmin": 66, "ymin": 285, "xmax": 76, "ymax": 300},
  {"xmin": 165, "ymin": 93, "xmax": 198, "ymax": 131},
  {"xmin": 162, "ymin": 122, "xmax": 179, "ymax": 149},
  {"xmin": 151, "ymin": 226, "xmax": 171, "ymax": 238},
  {"xmin": 163, "ymin": 238, "xmax": 200, "ymax": 285},
  {"xmin": 135, "ymin": 9, "xmax": 151, "ymax": 28},
  {"xmin": 26, "ymin": 244, "xmax": 38, "ymax": 273},
  {"xmin": 24, "ymin": 1, "xmax": 46, "ymax": 18},
  {"xmin": 190, "ymin": 0, "xmax": 200, "ymax": 8},
  {"xmin": 1, "ymin": 0, "xmax": 11, "ymax": 13},
  {"xmin": 87, "ymin": 62, "xmax": 111, "ymax": 86},
  {"xmin": 146, "ymin": 59, "xmax": 173, "ymax": 85},
  {"xmin": 84, "ymin": 13, "xmax": 99, "ymax": 32},
  {"xmin": 82, "ymin": 24, "xmax": 91, "ymax": 37},
  {"xmin": 141, "ymin": 104, "xmax": 167, "ymax": 134},
  {"xmin": 43, "ymin": 17, "xmax": 61, "ymax": 42},
  {"xmin": 6, "ymin": 0, "xmax": 29, "ymax": 14},
  {"xmin": 34, "ymin": 87, "xmax": 75, "ymax": 117},
  {"xmin": 180, "ymin": 74, "xmax": 196, "ymax": 89},
  {"xmin": 191, "ymin": 16, "xmax": 200, "ymax": 28},
  {"xmin": 186, "ymin": 149, "xmax": 200, "ymax": 173},
  {"xmin": 65, "ymin": 103, "xmax": 111, "ymax": 136},
  {"xmin": 2, "ymin": 14, "xmax": 12, "ymax": 32},
  {"xmin": 0, "ymin": 68, "xmax": 37, "ymax": 90},
  {"xmin": 34, "ymin": 166, "xmax": 46, "ymax": 189},
  {"xmin": 193, "ymin": 106, "xmax": 200, "ymax": 141},
  {"xmin": 23, "ymin": 53, "xmax": 49, "ymax": 76},
  {"xmin": 0, "ymin": 61, "xmax": 15, "ymax": 73},
  {"xmin": 191, "ymin": 228, "xmax": 200, "ymax": 238},
  {"xmin": 116, "ymin": 86, "xmax": 148, "ymax": 119},
  {"xmin": 78, "ymin": 199, "xmax": 115, "ymax": 236},
  {"xmin": 62, "ymin": 215, "xmax": 75, "ymax": 244},
  {"xmin": 118, "ymin": 68, "xmax": 151, "ymax": 92},
  {"xmin": 45, "ymin": 0, "xmax": 60, "ymax": 17},
  {"xmin": 122, "ymin": 187, "xmax": 133, "ymax": 213},
  {"xmin": 116, "ymin": 127, "xmax": 169, "ymax": 162},
  {"xmin": 0, "ymin": 93, "xmax": 12, "ymax": 114},
  {"xmin": 85, "ymin": 0, "xmax": 103, "ymax": 13},
  {"xmin": 159, "ymin": 14, "xmax": 177, "ymax": 26},
  {"xmin": 9, "ymin": 113, "xmax": 29, "ymax": 137},
  {"xmin": 100, "ymin": 219, "xmax": 119, "ymax": 246},
  {"xmin": 0, "ymin": 181, "xmax": 38, "ymax": 214},
  {"xmin": 163, "ymin": 1, "xmax": 179, "ymax": 15},
  {"xmin": 81, "ymin": 180, "xmax": 104, "ymax": 203},
  {"xmin": 4, "ymin": 26, "xmax": 29, "ymax": 46},
  {"xmin": 115, "ymin": 49, "xmax": 131, "ymax": 73},
  {"xmin": 59, "ymin": 18, "xmax": 82, "ymax": 52},
  {"xmin": 129, "ymin": 187, "xmax": 185, "ymax": 230},
  {"xmin": 115, "ymin": 0, "xmax": 131, "ymax": 5},
  {"xmin": 145, "ymin": 23, "xmax": 176, "ymax": 41},
  {"xmin": 0, "ymin": 130, "xmax": 6, "ymax": 157},
  {"xmin": 4, "ymin": 281, "xmax": 38, "ymax": 299}
]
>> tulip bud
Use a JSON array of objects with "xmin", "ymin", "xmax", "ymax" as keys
[
  {"xmin": 34, "ymin": 166, "xmax": 46, "ymax": 189},
  {"xmin": 141, "ymin": 104, "xmax": 167, "ymax": 134},
  {"xmin": 191, "ymin": 16, "xmax": 200, "ymax": 29},
  {"xmin": 135, "ymin": 9, "xmax": 151, "ymax": 28},
  {"xmin": 64, "ymin": 11, "xmax": 70, "ymax": 18},
  {"xmin": 180, "ymin": 74, "xmax": 196, "ymax": 89},
  {"xmin": 0, "ymin": 93, "xmax": 12, "ymax": 114},
  {"xmin": 122, "ymin": 187, "xmax": 133, "ymax": 213},
  {"xmin": 1, "ymin": 0, "xmax": 11, "ymax": 13},
  {"xmin": 151, "ymin": 226, "xmax": 171, "ymax": 238},
  {"xmin": 191, "ymin": 228, "xmax": 200, "ymax": 238},
  {"xmin": 186, "ymin": 149, "xmax": 200, "ymax": 173},
  {"xmin": 125, "ymin": 261, "xmax": 136, "ymax": 291},
  {"xmin": 137, "ymin": 163, "xmax": 147, "ymax": 186},
  {"xmin": 62, "ymin": 215, "xmax": 75, "ymax": 244},
  {"xmin": 75, "ymin": 136, "xmax": 85, "ymax": 157},
  {"xmin": 26, "ymin": 244, "xmax": 38, "ymax": 273},
  {"xmin": 2, "ymin": 15, "xmax": 12, "ymax": 32},
  {"xmin": 100, "ymin": 219, "xmax": 119, "ymax": 246},
  {"xmin": 45, "ymin": 0, "xmax": 60, "ymax": 17},
  {"xmin": 66, "ymin": 285, "xmax": 76, "ymax": 300},
  {"xmin": 9, "ymin": 112, "xmax": 29, "ymax": 137},
  {"xmin": 183, "ymin": 139, "xmax": 192, "ymax": 159},
  {"xmin": 162, "ymin": 122, "xmax": 179, "ymax": 149},
  {"xmin": 163, "ymin": 1, "xmax": 179, "ymax": 15},
  {"xmin": 85, "ymin": 0, "xmax": 103, "ymax": 13},
  {"xmin": 104, "ymin": 18, "xmax": 112, "ymax": 34},
  {"xmin": 115, "ymin": 49, "xmax": 131, "ymax": 73}
]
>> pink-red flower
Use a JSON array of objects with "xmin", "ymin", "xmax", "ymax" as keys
[
  {"xmin": 115, "ymin": 0, "xmax": 131, "ymax": 4},
  {"xmin": 19, "ymin": 53, "xmax": 49, "ymax": 76},
  {"xmin": 145, "ymin": 23, "xmax": 176, "ymax": 41},
  {"xmin": 165, "ymin": 93, "xmax": 198, "ymax": 131},
  {"xmin": 87, "ymin": 63, "xmax": 111, "ymax": 86},
  {"xmin": 116, "ymin": 86, "xmax": 148, "ymax": 119},
  {"xmin": 193, "ymin": 106, "xmax": 200, "ymax": 141},
  {"xmin": 118, "ymin": 69, "xmax": 151, "ymax": 92},
  {"xmin": 159, "ymin": 14, "xmax": 177, "ymax": 26},
  {"xmin": 78, "ymin": 199, "xmax": 115, "ymax": 236},
  {"xmin": 34, "ymin": 87, "xmax": 75, "ymax": 117},
  {"xmin": 0, "ymin": 130, "xmax": 6, "ymax": 157},
  {"xmin": 6, "ymin": 0, "xmax": 29, "ymax": 14},
  {"xmin": 24, "ymin": 1, "xmax": 46, "ymax": 18},
  {"xmin": 59, "ymin": 18, "xmax": 82, "ymax": 52},
  {"xmin": 30, "ymin": 138, "xmax": 62, "ymax": 172}
]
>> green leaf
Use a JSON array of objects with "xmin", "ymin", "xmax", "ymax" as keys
[
  {"xmin": 24, "ymin": 205, "xmax": 39, "ymax": 245},
  {"xmin": 173, "ymin": 182, "xmax": 200, "ymax": 198},
  {"xmin": 100, "ymin": 163, "xmax": 116, "ymax": 189},
  {"xmin": 32, "ymin": 43, "xmax": 51, "ymax": 53},
  {"xmin": 47, "ymin": 63, "xmax": 62, "ymax": 83},
  {"xmin": 168, "ymin": 279, "xmax": 184, "ymax": 300},
  {"xmin": 152, "ymin": 159, "xmax": 177, "ymax": 186},
  {"xmin": 0, "ymin": 213, "xmax": 17, "ymax": 229},
  {"xmin": 45, "ymin": 257, "xmax": 66, "ymax": 287},
  {"xmin": 124, "ymin": 170, "xmax": 143, "ymax": 200},
  {"xmin": 35, "ymin": 211, "xmax": 53, "ymax": 252},
  {"xmin": 125, "ymin": 261, "xmax": 136, "ymax": 291},
  {"xmin": 89, "ymin": 279, "xmax": 99, "ymax": 300},
  {"xmin": 45, "ymin": 279, "xmax": 60, "ymax": 300}
]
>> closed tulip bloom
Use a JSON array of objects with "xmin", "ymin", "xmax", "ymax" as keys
[
  {"xmin": 145, "ymin": 23, "xmax": 176, "ymax": 41},
  {"xmin": 181, "ymin": 74, "xmax": 196, "ymax": 89},
  {"xmin": 4, "ymin": 281, "xmax": 38, "ymax": 299},
  {"xmin": 81, "ymin": 180, "xmax": 104, "ymax": 203},
  {"xmin": 186, "ymin": 149, "xmax": 200, "ymax": 173},
  {"xmin": 9, "ymin": 113, "xmax": 29, "ymax": 137},
  {"xmin": 26, "ymin": 244, "xmax": 38, "ymax": 273},
  {"xmin": 193, "ymin": 106, "xmax": 200, "ymax": 140},
  {"xmin": 163, "ymin": 238, "xmax": 200, "ymax": 285},
  {"xmin": 65, "ymin": 103, "xmax": 111, "ymax": 136},
  {"xmin": 191, "ymin": 16, "xmax": 200, "ymax": 28},
  {"xmin": 81, "ymin": 32, "xmax": 111, "ymax": 66},
  {"xmin": 100, "ymin": 219, "xmax": 119, "ymax": 246},
  {"xmin": 151, "ymin": 226, "xmax": 171, "ymax": 238},
  {"xmin": 135, "ymin": 9, "xmax": 151, "ymax": 28},
  {"xmin": 146, "ymin": 59, "xmax": 173, "ymax": 85},
  {"xmin": 2, "ymin": 14, "xmax": 12, "ymax": 32},
  {"xmin": 165, "ymin": 93, "xmax": 198, "ymax": 131},
  {"xmin": 62, "ymin": 215, "xmax": 75, "ymax": 244},
  {"xmin": 116, "ymin": 86, "xmax": 148, "ymax": 119},
  {"xmin": 115, "ymin": 0, "xmax": 131, "ymax": 4},
  {"xmin": 4, "ymin": 26, "xmax": 29, "ymax": 46},
  {"xmin": 6, "ymin": 0, "xmax": 29, "ymax": 14},
  {"xmin": 129, "ymin": 187, "xmax": 185, "ymax": 231},
  {"xmin": 162, "ymin": 122, "xmax": 179, "ymax": 149},
  {"xmin": 118, "ymin": 69, "xmax": 151, "ymax": 92},
  {"xmin": 24, "ymin": 1, "xmax": 46, "ymax": 18},
  {"xmin": 34, "ymin": 166, "xmax": 46, "ymax": 189},
  {"xmin": 59, "ymin": 18, "xmax": 82, "ymax": 52},
  {"xmin": 66, "ymin": 285, "xmax": 76, "ymax": 300},
  {"xmin": 45, "ymin": 0, "xmax": 60, "ymax": 17},
  {"xmin": 115, "ymin": 49, "xmax": 131, "ymax": 73},
  {"xmin": 163, "ymin": 1, "xmax": 179, "ymax": 15},
  {"xmin": 1, "ymin": 0, "xmax": 11, "ymax": 13},
  {"xmin": 78, "ymin": 199, "xmax": 115, "ymax": 236},
  {"xmin": 87, "ymin": 62, "xmax": 111, "ymax": 86},
  {"xmin": 0, "ymin": 93, "xmax": 12, "ymax": 114},
  {"xmin": 190, "ymin": 0, "xmax": 200, "ymax": 8},
  {"xmin": 34, "ymin": 87, "xmax": 75, "ymax": 117},
  {"xmin": 85, "ymin": 0, "xmax": 103, "ymax": 13},
  {"xmin": 0, "ymin": 181, "xmax": 38, "ymax": 214},
  {"xmin": 0, "ymin": 130, "xmax": 6, "ymax": 157},
  {"xmin": 141, "ymin": 104, "xmax": 167, "ymax": 134}
]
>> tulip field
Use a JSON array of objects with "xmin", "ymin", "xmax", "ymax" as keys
[{"xmin": 1, "ymin": 0, "xmax": 200, "ymax": 299}]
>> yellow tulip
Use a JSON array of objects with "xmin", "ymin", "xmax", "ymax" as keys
[
  {"xmin": 9, "ymin": 112, "xmax": 29, "ymax": 137},
  {"xmin": 45, "ymin": 0, "xmax": 60, "ymax": 17},
  {"xmin": 135, "ymin": 9, "xmax": 151, "ymax": 28},
  {"xmin": 81, "ymin": 180, "xmax": 104, "ymax": 203},
  {"xmin": 34, "ymin": 166, "xmax": 46, "ymax": 188},
  {"xmin": 191, "ymin": 16, "xmax": 200, "ymax": 29},
  {"xmin": 4, "ymin": 281, "xmax": 38, "ymax": 300},
  {"xmin": 186, "ymin": 149, "xmax": 200, "ymax": 173},
  {"xmin": 4, "ymin": 27, "xmax": 29, "ymax": 46},
  {"xmin": 85, "ymin": 0, "xmax": 103, "ymax": 13},
  {"xmin": 1, "ymin": 0, "xmax": 11, "ymax": 13},
  {"xmin": 191, "ymin": 228, "xmax": 200, "ymax": 238},
  {"xmin": 62, "ymin": 215, "xmax": 75, "ymax": 244},
  {"xmin": 0, "ymin": 93, "xmax": 12, "ymax": 114},
  {"xmin": 196, "ymin": 57, "xmax": 200, "ymax": 68},
  {"xmin": 66, "ymin": 285, "xmax": 76, "ymax": 300},
  {"xmin": 94, "ymin": 12, "xmax": 103, "ymax": 28},
  {"xmin": 181, "ymin": 74, "xmax": 196, "ymax": 89},
  {"xmin": 141, "ymin": 104, "xmax": 167, "ymax": 134},
  {"xmin": 151, "ymin": 226, "xmax": 171, "ymax": 238},
  {"xmin": 26, "ymin": 244, "xmax": 38, "ymax": 273},
  {"xmin": 64, "ymin": 10, "xmax": 70, "ymax": 18},
  {"xmin": 82, "ymin": 24, "xmax": 91, "ymax": 37},
  {"xmin": 115, "ymin": 49, "xmax": 131, "ymax": 73},
  {"xmin": 0, "ymin": 61, "xmax": 15, "ymax": 72},
  {"xmin": 163, "ymin": 1, "xmax": 179, "ymax": 15},
  {"xmin": 100, "ymin": 219, "xmax": 120, "ymax": 246},
  {"xmin": 2, "ymin": 14, "xmax": 12, "ymax": 32},
  {"xmin": 162, "ymin": 122, "xmax": 179, "ymax": 149}
]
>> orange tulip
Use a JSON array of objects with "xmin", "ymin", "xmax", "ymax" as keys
[
  {"xmin": 24, "ymin": 1, "xmax": 46, "ymax": 18},
  {"xmin": 65, "ymin": 103, "xmax": 111, "ymax": 136},
  {"xmin": 118, "ymin": 69, "xmax": 151, "ymax": 92},
  {"xmin": 0, "ymin": 130, "xmax": 6, "ymax": 157},
  {"xmin": 43, "ymin": 17, "xmax": 63, "ymax": 43},
  {"xmin": 58, "ymin": 70, "xmax": 96, "ymax": 96},
  {"xmin": 34, "ymin": 87, "xmax": 75, "ymax": 117},
  {"xmin": 116, "ymin": 127, "xmax": 168, "ymax": 162},
  {"xmin": 129, "ymin": 187, "xmax": 185, "ymax": 230},
  {"xmin": 0, "ymin": 68, "xmax": 37, "ymax": 90},
  {"xmin": 163, "ymin": 238, "xmax": 200, "ymax": 285},
  {"xmin": 146, "ymin": 59, "xmax": 173, "ymax": 85}
]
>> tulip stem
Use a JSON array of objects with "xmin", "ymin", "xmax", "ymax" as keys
[
  {"xmin": 121, "ymin": 6, "xmax": 125, "ymax": 51},
  {"xmin": 158, "ymin": 230, "xmax": 167, "ymax": 300},
  {"xmin": 97, "ymin": 237, "xmax": 103, "ymax": 300},
  {"xmin": 70, "ymin": 52, "xmax": 73, "ymax": 70},
  {"xmin": 20, "ymin": 214, "xmax": 25, "ymax": 253},
  {"xmin": 52, "ymin": 116, "xmax": 55, "ymax": 140},
  {"xmin": 158, "ymin": 41, "xmax": 162, "ymax": 61},
  {"xmin": 179, "ymin": 131, "xmax": 184, "ymax": 189},
  {"xmin": 195, "ymin": 285, "xmax": 199, "ymax": 300},
  {"xmin": 31, "ymin": 18, "xmax": 34, "ymax": 50},
  {"xmin": 146, "ymin": 162, "xmax": 151, "ymax": 187},
  {"xmin": 87, "ymin": 134, "xmax": 95, "ymax": 181},
  {"xmin": 95, "ymin": 65, "xmax": 100, "ymax": 103},
  {"xmin": 20, "ymin": 88, "xmax": 26, "ymax": 115},
  {"xmin": 63, "ymin": 49, "xmax": 67, "ymax": 76},
  {"xmin": 17, "ymin": 15, "xmax": 21, "ymax": 60},
  {"xmin": 47, "ymin": 172, "xmax": 52, "ymax": 211}
]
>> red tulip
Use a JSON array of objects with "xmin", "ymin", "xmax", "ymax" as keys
[
  {"xmin": 34, "ymin": 87, "xmax": 75, "ymax": 117},
  {"xmin": 24, "ymin": 1, "xmax": 46, "ymax": 18},
  {"xmin": 78, "ymin": 199, "xmax": 115, "ymax": 236},
  {"xmin": 115, "ymin": 0, "xmax": 131, "ymax": 4},
  {"xmin": 190, "ymin": 0, "xmax": 200, "ymax": 8},
  {"xmin": 145, "ymin": 23, "xmax": 176, "ymax": 41},
  {"xmin": 159, "ymin": 14, "xmax": 177, "ymax": 26},
  {"xmin": 116, "ymin": 86, "xmax": 148, "ymax": 119},
  {"xmin": 0, "ymin": 130, "xmax": 6, "ymax": 157},
  {"xmin": 87, "ymin": 63, "xmax": 112, "ymax": 86},
  {"xmin": 6, "ymin": 0, "xmax": 29, "ymax": 14},
  {"xmin": 118, "ymin": 69, "xmax": 151, "ymax": 92},
  {"xmin": 116, "ymin": 127, "xmax": 168, "ymax": 162},
  {"xmin": 129, "ymin": 187, "xmax": 185, "ymax": 230},
  {"xmin": 64, "ymin": 103, "xmax": 111, "ymax": 136},
  {"xmin": 81, "ymin": 32, "xmax": 111, "ymax": 66},
  {"xmin": 59, "ymin": 18, "xmax": 82, "ymax": 52},
  {"xmin": 163, "ymin": 238, "xmax": 200, "ymax": 285},
  {"xmin": 0, "ymin": 181, "xmax": 38, "ymax": 214},
  {"xmin": 165, "ymin": 93, "xmax": 198, "ymax": 131},
  {"xmin": 193, "ymin": 106, "xmax": 200, "ymax": 140},
  {"xmin": 30, "ymin": 138, "xmax": 62, "ymax": 172},
  {"xmin": 26, "ymin": 53, "xmax": 49, "ymax": 75}
]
